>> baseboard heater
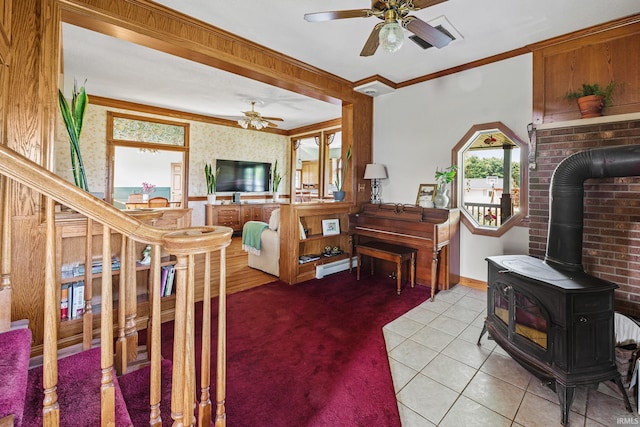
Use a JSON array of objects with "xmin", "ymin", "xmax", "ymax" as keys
[{"xmin": 316, "ymin": 257, "xmax": 357, "ymax": 279}]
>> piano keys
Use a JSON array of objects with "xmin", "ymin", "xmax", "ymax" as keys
[{"xmin": 349, "ymin": 203, "xmax": 460, "ymax": 300}]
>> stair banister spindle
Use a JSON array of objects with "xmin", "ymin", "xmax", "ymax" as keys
[
  {"xmin": 43, "ymin": 197, "xmax": 60, "ymax": 426},
  {"xmin": 215, "ymin": 245, "xmax": 227, "ymax": 427},
  {"xmin": 170, "ymin": 252, "xmax": 187, "ymax": 426},
  {"xmin": 83, "ymin": 218, "xmax": 94, "ymax": 350},
  {"xmin": 149, "ymin": 243, "xmax": 163, "ymax": 427},
  {"xmin": 125, "ymin": 236, "xmax": 139, "ymax": 364},
  {"xmin": 185, "ymin": 253, "xmax": 197, "ymax": 427},
  {"xmin": 116, "ymin": 235, "xmax": 128, "ymax": 375},
  {"xmin": 0, "ymin": 175, "xmax": 12, "ymax": 332},
  {"xmin": 199, "ymin": 251, "xmax": 212, "ymax": 425},
  {"xmin": 100, "ymin": 224, "xmax": 116, "ymax": 425}
]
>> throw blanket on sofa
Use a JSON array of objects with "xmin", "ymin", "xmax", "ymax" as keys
[{"xmin": 242, "ymin": 221, "xmax": 269, "ymax": 255}]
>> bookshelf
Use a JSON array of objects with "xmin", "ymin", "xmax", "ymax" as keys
[
  {"xmin": 54, "ymin": 211, "xmax": 188, "ymax": 349},
  {"xmin": 279, "ymin": 203, "xmax": 356, "ymax": 284}
]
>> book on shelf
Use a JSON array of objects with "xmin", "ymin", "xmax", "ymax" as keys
[
  {"xmin": 164, "ymin": 265, "xmax": 176, "ymax": 297},
  {"xmin": 60, "ymin": 283, "xmax": 70, "ymax": 320},
  {"xmin": 70, "ymin": 281, "xmax": 84, "ymax": 319},
  {"xmin": 160, "ymin": 265, "xmax": 170, "ymax": 297},
  {"xmin": 299, "ymin": 254, "xmax": 321, "ymax": 264}
]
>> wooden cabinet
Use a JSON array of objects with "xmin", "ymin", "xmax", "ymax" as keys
[
  {"xmin": 241, "ymin": 205, "xmax": 263, "ymax": 224},
  {"xmin": 206, "ymin": 203, "xmax": 279, "ymax": 231},
  {"xmin": 212, "ymin": 206, "xmax": 242, "ymax": 230},
  {"xmin": 279, "ymin": 203, "xmax": 356, "ymax": 284}
]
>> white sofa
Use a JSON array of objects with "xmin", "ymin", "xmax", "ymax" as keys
[{"xmin": 247, "ymin": 209, "xmax": 280, "ymax": 276}]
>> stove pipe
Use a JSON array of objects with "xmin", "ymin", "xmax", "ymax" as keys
[{"xmin": 545, "ymin": 144, "xmax": 640, "ymax": 271}]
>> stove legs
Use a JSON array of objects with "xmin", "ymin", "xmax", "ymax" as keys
[
  {"xmin": 556, "ymin": 377, "xmax": 632, "ymax": 425},
  {"xmin": 555, "ymin": 383, "xmax": 575, "ymax": 426},
  {"xmin": 613, "ymin": 376, "xmax": 633, "ymax": 413},
  {"xmin": 477, "ymin": 323, "xmax": 487, "ymax": 346}
]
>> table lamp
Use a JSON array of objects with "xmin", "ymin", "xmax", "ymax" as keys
[{"xmin": 364, "ymin": 163, "xmax": 388, "ymax": 204}]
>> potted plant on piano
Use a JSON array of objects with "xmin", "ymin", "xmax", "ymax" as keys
[
  {"xmin": 333, "ymin": 146, "xmax": 351, "ymax": 202},
  {"xmin": 434, "ymin": 165, "xmax": 457, "ymax": 208},
  {"xmin": 204, "ymin": 162, "xmax": 219, "ymax": 205}
]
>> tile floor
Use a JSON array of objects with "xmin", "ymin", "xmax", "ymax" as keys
[{"xmin": 383, "ymin": 284, "xmax": 637, "ymax": 426}]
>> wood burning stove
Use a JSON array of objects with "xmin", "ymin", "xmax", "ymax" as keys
[
  {"xmin": 480, "ymin": 255, "xmax": 630, "ymax": 425},
  {"xmin": 479, "ymin": 145, "xmax": 640, "ymax": 425}
]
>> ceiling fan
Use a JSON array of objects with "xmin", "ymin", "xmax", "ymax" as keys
[
  {"xmin": 236, "ymin": 100, "xmax": 284, "ymax": 130},
  {"xmin": 304, "ymin": 0, "xmax": 453, "ymax": 56}
]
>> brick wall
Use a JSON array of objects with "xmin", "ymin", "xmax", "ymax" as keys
[{"xmin": 529, "ymin": 119, "xmax": 640, "ymax": 317}]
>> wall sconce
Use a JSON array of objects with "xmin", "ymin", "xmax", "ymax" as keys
[{"xmin": 364, "ymin": 163, "xmax": 388, "ymax": 204}]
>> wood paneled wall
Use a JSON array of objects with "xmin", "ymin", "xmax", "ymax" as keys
[{"xmin": 532, "ymin": 16, "xmax": 640, "ymax": 124}]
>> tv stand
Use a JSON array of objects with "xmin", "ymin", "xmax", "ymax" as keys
[{"xmin": 205, "ymin": 203, "xmax": 279, "ymax": 232}]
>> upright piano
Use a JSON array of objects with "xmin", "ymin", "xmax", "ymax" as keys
[{"xmin": 349, "ymin": 203, "xmax": 460, "ymax": 299}]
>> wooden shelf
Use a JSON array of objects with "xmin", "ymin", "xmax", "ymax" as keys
[{"xmin": 279, "ymin": 203, "xmax": 356, "ymax": 284}]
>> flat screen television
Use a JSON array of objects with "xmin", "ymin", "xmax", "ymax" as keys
[{"xmin": 216, "ymin": 159, "xmax": 271, "ymax": 193}]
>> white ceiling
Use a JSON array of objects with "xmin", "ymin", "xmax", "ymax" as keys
[{"xmin": 61, "ymin": 0, "xmax": 639, "ymax": 130}]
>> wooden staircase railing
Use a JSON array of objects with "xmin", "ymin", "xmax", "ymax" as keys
[{"xmin": 0, "ymin": 144, "xmax": 232, "ymax": 427}]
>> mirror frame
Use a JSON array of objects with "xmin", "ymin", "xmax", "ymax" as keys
[{"xmin": 451, "ymin": 121, "xmax": 529, "ymax": 237}]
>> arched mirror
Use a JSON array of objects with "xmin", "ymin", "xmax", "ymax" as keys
[{"xmin": 452, "ymin": 122, "xmax": 528, "ymax": 237}]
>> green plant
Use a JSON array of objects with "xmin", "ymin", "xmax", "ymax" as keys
[
  {"xmin": 58, "ymin": 80, "xmax": 89, "ymax": 191},
  {"xmin": 435, "ymin": 165, "xmax": 458, "ymax": 186},
  {"xmin": 334, "ymin": 146, "xmax": 352, "ymax": 192},
  {"xmin": 565, "ymin": 82, "xmax": 616, "ymax": 107},
  {"xmin": 271, "ymin": 160, "xmax": 283, "ymax": 192},
  {"xmin": 204, "ymin": 163, "xmax": 219, "ymax": 194}
]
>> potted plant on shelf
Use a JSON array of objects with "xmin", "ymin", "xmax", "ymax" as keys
[
  {"xmin": 204, "ymin": 163, "xmax": 219, "ymax": 204},
  {"xmin": 434, "ymin": 165, "xmax": 457, "ymax": 208},
  {"xmin": 333, "ymin": 146, "xmax": 352, "ymax": 202},
  {"xmin": 271, "ymin": 160, "xmax": 283, "ymax": 202},
  {"xmin": 565, "ymin": 82, "xmax": 616, "ymax": 118}
]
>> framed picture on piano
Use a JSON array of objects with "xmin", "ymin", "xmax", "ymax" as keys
[
  {"xmin": 321, "ymin": 218, "xmax": 340, "ymax": 236},
  {"xmin": 416, "ymin": 184, "xmax": 437, "ymax": 207}
]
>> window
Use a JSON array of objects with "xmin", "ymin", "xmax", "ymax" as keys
[
  {"xmin": 453, "ymin": 122, "xmax": 528, "ymax": 236},
  {"xmin": 106, "ymin": 112, "xmax": 189, "ymax": 208}
]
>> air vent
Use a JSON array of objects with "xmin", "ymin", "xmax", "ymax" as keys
[{"xmin": 409, "ymin": 25, "xmax": 455, "ymax": 50}]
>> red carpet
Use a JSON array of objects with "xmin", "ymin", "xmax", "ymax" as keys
[{"xmin": 159, "ymin": 270, "xmax": 431, "ymax": 426}]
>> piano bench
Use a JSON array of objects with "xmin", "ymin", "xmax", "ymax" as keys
[{"xmin": 356, "ymin": 241, "xmax": 417, "ymax": 295}]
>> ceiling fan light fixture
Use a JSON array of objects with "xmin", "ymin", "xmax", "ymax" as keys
[
  {"xmin": 379, "ymin": 21, "xmax": 404, "ymax": 53},
  {"xmin": 237, "ymin": 115, "xmax": 269, "ymax": 130}
]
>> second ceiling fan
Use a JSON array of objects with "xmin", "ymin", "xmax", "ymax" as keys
[
  {"xmin": 304, "ymin": 0, "xmax": 453, "ymax": 56},
  {"xmin": 236, "ymin": 100, "xmax": 284, "ymax": 130}
]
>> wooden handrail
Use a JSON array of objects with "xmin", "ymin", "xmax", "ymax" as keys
[
  {"xmin": 0, "ymin": 143, "xmax": 232, "ymax": 426},
  {"xmin": 0, "ymin": 144, "xmax": 165, "ymax": 243}
]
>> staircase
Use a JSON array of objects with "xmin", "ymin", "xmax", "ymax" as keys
[{"xmin": 0, "ymin": 144, "xmax": 232, "ymax": 426}]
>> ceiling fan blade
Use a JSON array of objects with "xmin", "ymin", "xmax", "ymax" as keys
[
  {"xmin": 304, "ymin": 9, "xmax": 370, "ymax": 22},
  {"xmin": 405, "ymin": 16, "xmax": 452, "ymax": 48},
  {"xmin": 262, "ymin": 116, "xmax": 284, "ymax": 122},
  {"xmin": 360, "ymin": 23, "xmax": 383, "ymax": 57},
  {"xmin": 410, "ymin": 0, "xmax": 448, "ymax": 10},
  {"xmin": 265, "ymin": 121, "xmax": 280, "ymax": 128}
]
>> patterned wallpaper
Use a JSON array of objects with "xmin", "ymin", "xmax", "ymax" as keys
[{"xmin": 55, "ymin": 103, "xmax": 290, "ymax": 197}]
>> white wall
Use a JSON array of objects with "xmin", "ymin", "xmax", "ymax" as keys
[{"xmin": 373, "ymin": 54, "xmax": 533, "ymax": 282}]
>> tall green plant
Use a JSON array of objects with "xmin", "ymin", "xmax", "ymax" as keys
[
  {"xmin": 204, "ymin": 163, "xmax": 219, "ymax": 194},
  {"xmin": 334, "ymin": 146, "xmax": 352, "ymax": 191},
  {"xmin": 58, "ymin": 80, "xmax": 89, "ymax": 191},
  {"xmin": 271, "ymin": 160, "xmax": 283, "ymax": 192}
]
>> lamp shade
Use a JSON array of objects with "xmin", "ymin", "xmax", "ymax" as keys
[{"xmin": 364, "ymin": 163, "xmax": 388, "ymax": 180}]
